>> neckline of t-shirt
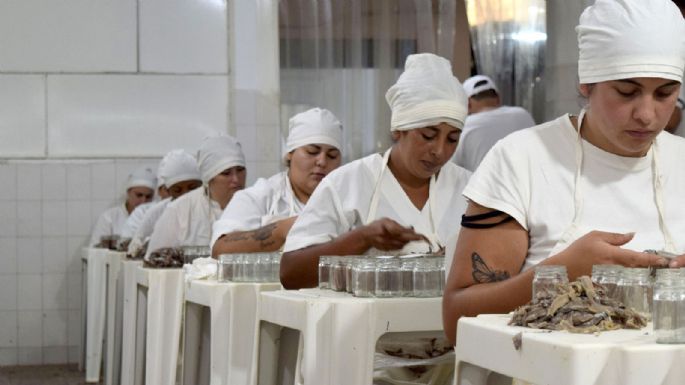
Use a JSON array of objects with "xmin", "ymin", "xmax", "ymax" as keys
[{"xmin": 561, "ymin": 114, "xmax": 652, "ymax": 172}]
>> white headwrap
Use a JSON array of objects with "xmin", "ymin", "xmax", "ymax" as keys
[
  {"xmin": 126, "ymin": 166, "xmax": 157, "ymax": 190},
  {"xmin": 577, "ymin": 0, "xmax": 685, "ymax": 84},
  {"xmin": 158, "ymin": 149, "xmax": 201, "ymax": 188},
  {"xmin": 197, "ymin": 134, "xmax": 246, "ymax": 185},
  {"xmin": 286, "ymin": 108, "xmax": 343, "ymax": 153},
  {"xmin": 385, "ymin": 53, "xmax": 468, "ymax": 131}
]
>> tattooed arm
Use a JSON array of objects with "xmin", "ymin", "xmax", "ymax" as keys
[
  {"xmin": 211, "ymin": 217, "xmax": 297, "ymax": 256},
  {"xmin": 442, "ymin": 201, "xmax": 531, "ymax": 345}
]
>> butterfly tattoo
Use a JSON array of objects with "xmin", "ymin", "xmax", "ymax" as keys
[{"xmin": 471, "ymin": 252, "xmax": 510, "ymax": 283}]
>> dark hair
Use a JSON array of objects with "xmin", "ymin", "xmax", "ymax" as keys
[
  {"xmin": 673, "ymin": 0, "xmax": 685, "ymax": 9},
  {"xmin": 470, "ymin": 89, "xmax": 498, "ymax": 101}
]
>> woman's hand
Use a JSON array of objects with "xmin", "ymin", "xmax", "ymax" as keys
[
  {"xmin": 358, "ymin": 218, "xmax": 426, "ymax": 251},
  {"xmin": 549, "ymin": 231, "xmax": 669, "ymax": 279}
]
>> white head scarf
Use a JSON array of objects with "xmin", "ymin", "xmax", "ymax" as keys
[
  {"xmin": 158, "ymin": 149, "xmax": 201, "ymax": 188},
  {"xmin": 286, "ymin": 108, "xmax": 343, "ymax": 153},
  {"xmin": 197, "ymin": 134, "xmax": 246, "ymax": 185},
  {"xmin": 126, "ymin": 166, "xmax": 157, "ymax": 190},
  {"xmin": 577, "ymin": 0, "xmax": 685, "ymax": 84},
  {"xmin": 385, "ymin": 53, "xmax": 468, "ymax": 131}
]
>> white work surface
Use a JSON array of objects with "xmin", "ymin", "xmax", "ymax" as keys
[
  {"xmin": 256, "ymin": 289, "xmax": 443, "ymax": 385},
  {"xmin": 119, "ymin": 259, "xmax": 144, "ymax": 385},
  {"xmin": 182, "ymin": 278, "xmax": 281, "ymax": 385},
  {"xmin": 136, "ymin": 266, "xmax": 185, "ymax": 385},
  {"xmin": 103, "ymin": 251, "xmax": 126, "ymax": 385},
  {"xmin": 84, "ymin": 247, "xmax": 111, "ymax": 382},
  {"xmin": 454, "ymin": 314, "xmax": 685, "ymax": 385}
]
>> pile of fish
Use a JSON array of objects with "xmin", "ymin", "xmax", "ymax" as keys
[
  {"xmin": 144, "ymin": 247, "xmax": 184, "ymax": 268},
  {"xmin": 510, "ymin": 276, "xmax": 647, "ymax": 333}
]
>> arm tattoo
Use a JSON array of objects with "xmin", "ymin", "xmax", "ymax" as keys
[
  {"xmin": 221, "ymin": 232, "xmax": 249, "ymax": 242},
  {"xmin": 219, "ymin": 223, "xmax": 278, "ymax": 248},
  {"xmin": 471, "ymin": 252, "xmax": 510, "ymax": 283},
  {"xmin": 252, "ymin": 223, "xmax": 277, "ymax": 242}
]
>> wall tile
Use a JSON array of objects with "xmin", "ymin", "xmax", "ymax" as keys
[
  {"xmin": 16, "ymin": 274, "xmax": 42, "ymax": 311},
  {"xmin": 67, "ymin": 345, "xmax": 79, "ymax": 364},
  {"xmin": 42, "ymin": 201, "xmax": 67, "ymax": 237},
  {"xmin": 16, "ymin": 164, "xmax": 42, "ymax": 201},
  {"xmin": 43, "ymin": 237, "xmax": 67, "ymax": 274},
  {"xmin": 236, "ymin": 122, "xmax": 281, "ymax": 163},
  {"xmin": 41, "ymin": 164, "xmax": 67, "ymax": 201},
  {"xmin": 67, "ymin": 310, "xmax": 81, "ymax": 347},
  {"xmin": 0, "ymin": 276, "xmax": 17, "ymax": 311},
  {"xmin": 16, "ymin": 238, "xmax": 42, "ymax": 274},
  {"xmin": 0, "ymin": 237, "xmax": 17, "ymax": 274},
  {"xmin": 17, "ymin": 347, "xmax": 42, "ymax": 365},
  {"xmin": 67, "ymin": 201, "xmax": 91, "ymax": 237},
  {"xmin": 0, "ymin": 0, "xmax": 136, "ymax": 72},
  {"xmin": 48, "ymin": 75, "xmax": 228, "ymax": 157},
  {"xmin": 43, "ymin": 346, "xmax": 68, "ymax": 365},
  {"xmin": 16, "ymin": 201, "xmax": 42, "ymax": 237},
  {"xmin": 0, "ymin": 163, "xmax": 17, "ymax": 201},
  {"xmin": 0, "ymin": 311, "xmax": 17, "ymax": 347},
  {"xmin": 90, "ymin": 200, "xmax": 115, "ymax": 232},
  {"xmin": 17, "ymin": 310, "xmax": 42, "ymax": 347},
  {"xmin": 43, "ymin": 310, "xmax": 68, "ymax": 346},
  {"xmin": 0, "ymin": 347, "xmax": 17, "ymax": 366},
  {"xmin": 66, "ymin": 272, "xmax": 82, "ymax": 310},
  {"xmin": 0, "ymin": 201, "xmax": 17, "ymax": 238},
  {"xmin": 90, "ymin": 163, "xmax": 117, "ymax": 202},
  {"xmin": 140, "ymin": 0, "xmax": 227, "ymax": 73},
  {"xmin": 0, "ymin": 76, "xmax": 46, "ymax": 157},
  {"xmin": 67, "ymin": 236, "xmax": 88, "ymax": 274},
  {"xmin": 42, "ymin": 273, "xmax": 67, "ymax": 310},
  {"xmin": 66, "ymin": 164, "xmax": 91, "ymax": 201}
]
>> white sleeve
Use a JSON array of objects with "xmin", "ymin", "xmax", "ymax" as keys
[
  {"xmin": 145, "ymin": 204, "xmax": 183, "ymax": 259},
  {"xmin": 89, "ymin": 209, "xmax": 113, "ymax": 246},
  {"xmin": 462, "ymin": 140, "xmax": 530, "ymax": 230},
  {"xmin": 120, "ymin": 204, "xmax": 148, "ymax": 239},
  {"xmin": 210, "ymin": 189, "xmax": 266, "ymax": 249},
  {"xmin": 282, "ymin": 178, "xmax": 351, "ymax": 252}
]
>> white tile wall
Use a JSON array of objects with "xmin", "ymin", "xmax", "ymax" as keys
[
  {"xmin": 47, "ymin": 75, "xmax": 229, "ymax": 157},
  {"xmin": 66, "ymin": 164, "xmax": 91, "ymax": 201},
  {"xmin": 0, "ymin": 276, "xmax": 17, "ymax": 311},
  {"xmin": 43, "ymin": 346, "xmax": 68, "ymax": 365},
  {"xmin": 41, "ymin": 164, "xmax": 67, "ymax": 201},
  {"xmin": 43, "ymin": 237, "xmax": 68, "ymax": 274},
  {"xmin": 0, "ymin": 311, "xmax": 17, "ymax": 347},
  {"xmin": 42, "ymin": 202, "xmax": 67, "ymax": 237},
  {"xmin": 0, "ymin": 237, "xmax": 17, "ymax": 275},
  {"xmin": 18, "ymin": 347, "xmax": 42, "ymax": 366},
  {"xmin": 67, "ymin": 310, "xmax": 81, "ymax": 347},
  {"xmin": 140, "ymin": 0, "xmax": 228, "ymax": 74},
  {"xmin": 0, "ymin": 347, "xmax": 18, "ymax": 366},
  {"xmin": 16, "ymin": 238, "xmax": 42, "ymax": 275},
  {"xmin": 0, "ymin": 201, "xmax": 17, "ymax": 238},
  {"xmin": 16, "ymin": 202, "xmax": 42, "ymax": 238},
  {"xmin": 0, "ymin": 0, "xmax": 137, "ymax": 72},
  {"xmin": 42, "ymin": 274, "xmax": 67, "ymax": 310},
  {"xmin": 16, "ymin": 165, "xmax": 42, "ymax": 201},
  {"xmin": 0, "ymin": 163, "xmax": 17, "ymax": 201},
  {"xmin": 90, "ymin": 163, "xmax": 118, "ymax": 202},
  {"xmin": 67, "ymin": 201, "xmax": 92, "ymax": 237},
  {"xmin": 0, "ymin": 76, "xmax": 46, "ymax": 157},
  {"xmin": 43, "ymin": 310, "xmax": 68, "ymax": 346},
  {"xmin": 16, "ymin": 275, "xmax": 42, "ymax": 311},
  {"xmin": 17, "ymin": 311, "xmax": 42, "ymax": 347}
]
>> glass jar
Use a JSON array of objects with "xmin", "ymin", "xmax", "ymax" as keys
[
  {"xmin": 345, "ymin": 257, "xmax": 357, "ymax": 294},
  {"xmin": 400, "ymin": 260, "xmax": 415, "ymax": 297},
  {"xmin": 532, "ymin": 265, "xmax": 568, "ymax": 302},
  {"xmin": 217, "ymin": 254, "xmax": 240, "ymax": 282},
  {"xmin": 330, "ymin": 257, "xmax": 347, "ymax": 292},
  {"xmin": 375, "ymin": 257, "xmax": 402, "ymax": 297},
  {"xmin": 318, "ymin": 256, "xmax": 333, "ymax": 289},
  {"xmin": 618, "ymin": 267, "xmax": 653, "ymax": 318},
  {"xmin": 352, "ymin": 259, "xmax": 376, "ymax": 297},
  {"xmin": 591, "ymin": 264, "xmax": 622, "ymax": 300},
  {"xmin": 271, "ymin": 252, "xmax": 282, "ymax": 283},
  {"xmin": 254, "ymin": 253, "xmax": 273, "ymax": 282},
  {"xmin": 413, "ymin": 258, "xmax": 441, "ymax": 297},
  {"xmin": 653, "ymin": 274, "xmax": 685, "ymax": 344}
]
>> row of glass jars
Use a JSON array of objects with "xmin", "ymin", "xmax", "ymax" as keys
[
  {"xmin": 319, "ymin": 255, "xmax": 445, "ymax": 298},
  {"xmin": 217, "ymin": 252, "xmax": 281, "ymax": 283},
  {"xmin": 181, "ymin": 245, "xmax": 211, "ymax": 264}
]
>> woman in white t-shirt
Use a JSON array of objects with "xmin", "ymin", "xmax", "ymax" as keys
[
  {"xmin": 281, "ymin": 53, "xmax": 472, "ymax": 290},
  {"xmin": 443, "ymin": 0, "xmax": 685, "ymax": 344},
  {"xmin": 210, "ymin": 108, "xmax": 343, "ymax": 255}
]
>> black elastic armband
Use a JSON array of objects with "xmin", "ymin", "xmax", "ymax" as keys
[{"xmin": 461, "ymin": 210, "xmax": 514, "ymax": 229}]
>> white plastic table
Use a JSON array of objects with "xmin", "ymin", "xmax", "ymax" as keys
[
  {"xmin": 256, "ymin": 289, "xmax": 444, "ymax": 385},
  {"xmin": 134, "ymin": 266, "xmax": 185, "ymax": 385},
  {"xmin": 119, "ymin": 259, "xmax": 144, "ymax": 385},
  {"xmin": 182, "ymin": 279, "xmax": 281, "ymax": 385},
  {"xmin": 454, "ymin": 314, "xmax": 685, "ymax": 385},
  {"xmin": 84, "ymin": 247, "xmax": 111, "ymax": 382},
  {"xmin": 103, "ymin": 251, "xmax": 126, "ymax": 385}
]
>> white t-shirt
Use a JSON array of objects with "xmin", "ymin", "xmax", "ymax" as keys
[
  {"xmin": 127, "ymin": 198, "xmax": 171, "ymax": 255},
  {"xmin": 120, "ymin": 201, "xmax": 155, "ymax": 240},
  {"xmin": 283, "ymin": 153, "xmax": 472, "ymax": 255},
  {"xmin": 210, "ymin": 171, "xmax": 304, "ymax": 249},
  {"xmin": 89, "ymin": 204, "xmax": 129, "ymax": 246},
  {"xmin": 464, "ymin": 114, "xmax": 685, "ymax": 271},
  {"xmin": 453, "ymin": 106, "xmax": 535, "ymax": 171},
  {"xmin": 145, "ymin": 187, "xmax": 223, "ymax": 259}
]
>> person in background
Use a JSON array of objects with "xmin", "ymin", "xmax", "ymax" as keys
[
  {"xmin": 280, "ymin": 53, "xmax": 472, "ymax": 290},
  {"xmin": 210, "ymin": 108, "xmax": 343, "ymax": 256},
  {"xmin": 452, "ymin": 75, "xmax": 535, "ymax": 171},
  {"xmin": 443, "ymin": 0, "xmax": 685, "ymax": 345},
  {"xmin": 145, "ymin": 135, "xmax": 246, "ymax": 258},
  {"xmin": 127, "ymin": 149, "xmax": 202, "ymax": 258},
  {"xmin": 89, "ymin": 166, "xmax": 156, "ymax": 247},
  {"xmin": 120, "ymin": 158, "xmax": 169, "ymax": 244}
]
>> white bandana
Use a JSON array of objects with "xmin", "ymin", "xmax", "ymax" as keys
[
  {"xmin": 126, "ymin": 166, "xmax": 157, "ymax": 190},
  {"xmin": 158, "ymin": 149, "xmax": 201, "ymax": 188},
  {"xmin": 286, "ymin": 108, "xmax": 343, "ymax": 153},
  {"xmin": 197, "ymin": 135, "xmax": 246, "ymax": 184}
]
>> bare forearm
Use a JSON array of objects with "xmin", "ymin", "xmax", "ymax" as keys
[
  {"xmin": 280, "ymin": 228, "xmax": 371, "ymax": 289},
  {"xmin": 212, "ymin": 222, "xmax": 283, "ymax": 256}
]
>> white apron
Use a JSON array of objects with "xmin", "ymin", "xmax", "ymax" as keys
[{"xmin": 260, "ymin": 173, "xmax": 298, "ymax": 226}]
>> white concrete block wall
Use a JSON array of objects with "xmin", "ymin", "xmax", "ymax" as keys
[{"xmin": 0, "ymin": 0, "xmax": 282, "ymax": 367}]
